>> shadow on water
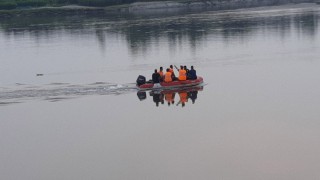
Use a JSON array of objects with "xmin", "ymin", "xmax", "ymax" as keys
[
  {"xmin": 137, "ymin": 85, "xmax": 204, "ymax": 108},
  {"xmin": 0, "ymin": 4, "xmax": 319, "ymax": 55}
]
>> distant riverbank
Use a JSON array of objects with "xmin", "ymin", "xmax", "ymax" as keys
[{"xmin": 0, "ymin": 0, "xmax": 316, "ymax": 18}]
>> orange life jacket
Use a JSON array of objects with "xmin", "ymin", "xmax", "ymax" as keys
[
  {"xmin": 178, "ymin": 69, "xmax": 187, "ymax": 81},
  {"xmin": 165, "ymin": 93, "xmax": 174, "ymax": 102},
  {"xmin": 179, "ymin": 92, "xmax": 188, "ymax": 103},
  {"xmin": 164, "ymin": 72, "xmax": 172, "ymax": 82},
  {"xmin": 158, "ymin": 71, "xmax": 164, "ymax": 77}
]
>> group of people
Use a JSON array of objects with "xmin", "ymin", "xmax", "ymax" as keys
[{"xmin": 152, "ymin": 65, "xmax": 197, "ymax": 84}]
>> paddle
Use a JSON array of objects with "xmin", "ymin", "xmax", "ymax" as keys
[{"xmin": 174, "ymin": 65, "xmax": 179, "ymax": 71}]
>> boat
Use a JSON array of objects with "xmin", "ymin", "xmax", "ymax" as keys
[{"xmin": 136, "ymin": 76, "xmax": 204, "ymax": 90}]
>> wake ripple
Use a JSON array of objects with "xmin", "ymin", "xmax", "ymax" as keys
[{"xmin": 0, "ymin": 82, "xmax": 138, "ymax": 106}]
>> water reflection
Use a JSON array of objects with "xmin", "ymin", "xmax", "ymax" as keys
[
  {"xmin": 137, "ymin": 85, "xmax": 204, "ymax": 107},
  {"xmin": 0, "ymin": 4, "xmax": 319, "ymax": 56}
]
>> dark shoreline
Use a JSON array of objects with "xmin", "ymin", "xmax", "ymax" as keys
[{"xmin": 0, "ymin": 0, "xmax": 316, "ymax": 18}]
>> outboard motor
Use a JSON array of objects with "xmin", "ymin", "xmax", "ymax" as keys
[{"xmin": 136, "ymin": 75, "xmax": 146, "ymax": 86}]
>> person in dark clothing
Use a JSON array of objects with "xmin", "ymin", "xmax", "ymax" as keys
[
  {"xmin": 169, "ymin": 65, "xmax": 175, "ymax": 76},
  {"xmin": 188, "ymin": 65, "xmax": 197, "ymax": 80},
  {"xmin": 152, "ymin": 69, "xmax": 161, "ymax": 84},
  {"xmin": 169, "ymin": 65, "xmax": 178, "ymax": 81}
]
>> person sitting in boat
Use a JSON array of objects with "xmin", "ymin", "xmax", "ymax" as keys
[
  {"xmin": 152, "ymin": 69, "xmax": 161, "ymax": 88},
  {"xmin": 169, "ymin": 65, "xmax": 174, "ymax": 75},
  {"xmin": 184, "ymin": 65, "xmax": 189, "ymax": 79},
  {"xmin": 164, "ymin": 68, "xmax": 173, "ymax": 83},
  {"xmin": 158, "ymin": 67, "xmax": 164, "ymax": 82},
  {"xmin": 188, "ymin": 65, "xmax": 197, "ymax": 80},
  {"xmin": 169, "ymin": 65, "xmax": 177, "ymax": 81},
  {"xmin": 178, "ymin": 65, "xmax": 187, "ymax": 81}
]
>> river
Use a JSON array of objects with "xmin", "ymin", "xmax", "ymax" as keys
[{"xmin": 1, "ymin": 3, "xmax": 320, "ymax": 180}]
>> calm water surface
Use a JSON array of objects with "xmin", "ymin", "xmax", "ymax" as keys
[{"xmin": 1, "ymin": 3, "xmax": 320, "ymax": 180}]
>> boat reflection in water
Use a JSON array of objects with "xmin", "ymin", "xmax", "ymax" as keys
[{"xmin": 137, "ymin": 85, "xmax": 204, "ymax": 107}]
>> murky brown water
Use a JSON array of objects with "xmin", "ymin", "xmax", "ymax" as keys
[{"xmin": 1, "ymin": 3, "xmax": 320, "ymax": 180}]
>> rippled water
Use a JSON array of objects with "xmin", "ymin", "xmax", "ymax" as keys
[{"xmin": 1, "ymin": 3, "xmax": 320, "ymax": 180}]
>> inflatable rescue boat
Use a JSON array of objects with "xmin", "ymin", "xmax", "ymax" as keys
[{"xmin": 136, "ymin": 75, "xmax": 204, "ymax": 90}]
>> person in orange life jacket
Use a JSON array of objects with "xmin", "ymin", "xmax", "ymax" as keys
[
  {"xmin": 177, "ymin": 91, "xmax": 188, "ymax": 107},
  {"xmin": 188, "ymin": 65, "xmax": 197, "ymax": 80},
  {"xmin": 164, "ymin": 92, "xmax": 175, "ymax": 106},
  {"xmin": 178, "ymin": 65, "xmax": 187, "ymax": 81},
  {"xmin": 164, "ymin": 68, "xmax": 173, "ymax": 82},
  {"xmin": 158, "ymin": 67, "xmax": 164, "ymax": 82}
]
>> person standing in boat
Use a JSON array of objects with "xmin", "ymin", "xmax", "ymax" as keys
[
  {"xmin": 178, "ymin": 65, "xmax": 187, "ymax": 81},
  {"xmin": 152, "ymin": 69, "xmax": 161, "ymax": 88},
  {"xmin": 188, "ymin": 65, "xmax": 197, "ymax": 80}
]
